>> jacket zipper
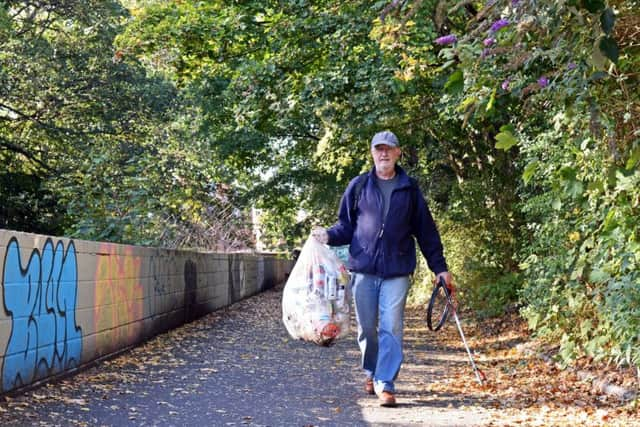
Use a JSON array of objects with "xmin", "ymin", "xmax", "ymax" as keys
[{"xmin": 371, "ymin": 182, "xmax": 385, "ymax": 276}]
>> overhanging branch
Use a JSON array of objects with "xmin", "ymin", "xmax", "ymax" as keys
[
  {"xmin": 380, "ymin": 0, "xmax": 405, "ymax": 22},
  {"xmin": 0, "ymin": 136, "xmax": 53, "ymax": 171}
]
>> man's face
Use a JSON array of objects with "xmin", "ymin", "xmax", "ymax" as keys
[{"xmin": 371, "ymin": 144, "xmax": 401, "ymax": 172}]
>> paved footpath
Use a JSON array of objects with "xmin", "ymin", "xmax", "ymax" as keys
[{"xmin": 0, "ymin": 283, "xmax": 491, "ymax": 427}]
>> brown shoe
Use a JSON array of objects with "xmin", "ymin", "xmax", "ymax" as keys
[
  {"xmin": 365, "ymin": 378, "xmax": 375, "ymax": 395},
  {"xmin": 378, "ymin": 391, "xmax": 397, "ymax": 407}
]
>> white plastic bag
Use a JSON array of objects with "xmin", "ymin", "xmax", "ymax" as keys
[{"xmin": 282, "ymin": 236, "xmax": 351, "ymax": 346}]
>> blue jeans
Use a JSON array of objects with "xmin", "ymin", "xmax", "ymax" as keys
[{"xmin": 351, "ymin": 273, "xmax": 410, "ymax": 394}]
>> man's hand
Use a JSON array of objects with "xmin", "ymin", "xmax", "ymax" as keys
[
  {"xmin": 435, "ymin": 271, "xmax": 455, "ymax": 304},
  {"xmin": 311, "ymin": 226, "xmax": 329, "ymax": 244}
]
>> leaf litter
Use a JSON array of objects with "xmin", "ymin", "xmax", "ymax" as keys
[
  {"xmin": 0, "ymin": 285, "xmax": 638, "ymax": 426},
  {"xmin": 409, "ymin": 305, "xmax": 640, "ymax": 426}
]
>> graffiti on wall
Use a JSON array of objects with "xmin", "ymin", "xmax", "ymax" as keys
[
  {"xmin": 0, "ymin": 230, "xmax": 291, "ymax": 394},
  {"xmin": 1, "ymin": 238, "xmax": 82, "ymax": 392},
  {"xmin": 94, "ymin": 244, "xmax": 144, "ymax": 352}
]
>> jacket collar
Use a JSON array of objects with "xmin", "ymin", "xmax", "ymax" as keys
[{"xmin": 368, "ymin": 165, "xmax": 412, "ymax": 189}]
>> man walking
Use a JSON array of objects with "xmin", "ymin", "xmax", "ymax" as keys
[{"xmin": 312, "ymin": 130, "xmax": 453, "ymax": 407}]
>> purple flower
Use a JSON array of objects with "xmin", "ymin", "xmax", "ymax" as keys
[
  {"xmin": 481, "ymin": 48, "xmax": 491, "ymax": 59},
  {"xmin": 483, "ymin": 37, "xmax": 496, "ymax": 47},
  {"xmin": 490, "ymin": 19, "xmax": 510, "ymax": 33},
  {"xmin": 567, "ymin": 62, "xmax": 577, "ymax": 70},
  {"xmin": 434, "ymin": 34, "xmax": 457, "ymax": 45},
  {"xmin": 501, "ymin": 79, "xmax": 510, "ymax": 90},
  {"xmin": 538, "ymin": 76, "xmax": 549, "ymax": 88},
  {"xmin": 511, "ymin": 0, "xmax": 520, "ymax": 6}
]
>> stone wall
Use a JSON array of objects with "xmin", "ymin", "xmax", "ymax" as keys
[{"xmin": 0, "ymin": 229, "xmax": 292, "ymax": 394}]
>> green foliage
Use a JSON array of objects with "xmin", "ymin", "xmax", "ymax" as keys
[
  {"xmin": 1, "ymin": 1, "xmax": 140, "ymax": 233},
  {"xmin": 116, "ymin": 0, "xmax": 426, "ymax": 245},
  {"xmin": 0, "ymin": 3, "xmax": 9, "ymax": 34},
  {"xmin": 495, "ymin": 130, "xmax": 518, "ymax": 151},
  {"xmin": 1, "ymin": 0, "xmax": 250, "ymax": 248},
  {"xmin": 0, "ymin": 171, "xmax": 67, "ymax": 235},
  {"xmin": 408, "ymin": 206, "xmax": 521, "ymax": 319},
  {"xmin": 410, "ymin": 0, "xmax": 639, "ymax": 369},
  {"xmin": 370, "ymin": 0, "xmax": 639, "ymax": 368}
]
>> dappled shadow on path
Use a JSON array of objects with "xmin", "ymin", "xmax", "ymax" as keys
[
  {"xmin": 0, "ymin": 283, "xmax": 370, "ymax": 427},
  {"xmin": 2, "ymin": 285, "xmax": 635, "ymax": 426}
]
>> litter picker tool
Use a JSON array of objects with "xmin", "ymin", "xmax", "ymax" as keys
[{"xmin": 427, "ymin": 277, "xmax": 487, "ymax": 385}]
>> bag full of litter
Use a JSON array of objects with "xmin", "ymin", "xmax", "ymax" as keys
[{"xmin": 282, "ymin": 236, "xmax": 351, "ymax": 346}]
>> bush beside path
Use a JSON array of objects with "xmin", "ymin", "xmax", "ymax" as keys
[{"xmin": 0, "ymin": 282, "xmax": 637, "ymax": 426}]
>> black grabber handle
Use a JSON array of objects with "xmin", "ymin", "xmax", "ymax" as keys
[{"xmin": 426, "ymin": 276, "xmax": 451, "ymax": 331}]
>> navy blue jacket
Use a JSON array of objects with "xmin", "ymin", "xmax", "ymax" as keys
[{"xmin": 326, "ymin": 166, "xmax": 448, "ymax": 278}]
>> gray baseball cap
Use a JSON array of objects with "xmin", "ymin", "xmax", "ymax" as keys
[{"xmin": 371, "ymin": 131, "xmax": 399, "ymax": 148}]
